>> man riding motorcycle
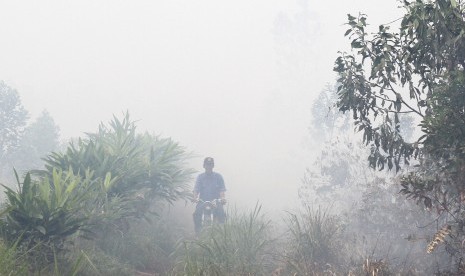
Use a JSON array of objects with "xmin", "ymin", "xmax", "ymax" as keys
[{"xmin": 192, "ymin": 157, "xmax": 226, "ymax": 234}]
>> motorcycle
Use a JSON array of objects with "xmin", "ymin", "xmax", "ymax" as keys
[{"xmin": 194, "ymin": 198, "xmax": 226, "ymax": 233}]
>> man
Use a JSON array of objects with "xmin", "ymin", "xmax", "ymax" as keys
[{"xmin": 193, "ymin": 157, "xmax": 226, "ymax": 234}]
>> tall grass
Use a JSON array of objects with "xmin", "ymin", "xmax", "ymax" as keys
[
  {"xmin": 95, "ymin": 213, "xmax": 187, "ymax": 274},
  {"xmin": 48, "ymin": 202, "xmax": 191, "ymax": 276},
  {"xmin": 0, "ymin": 239, "xmax": 28, "ymax": 275},
  {"xmin": 173, "ymin": 204, "xmax": 274, "ymax": 275},
  {"xmin": 64, "ymin": 246, "xmax": 134, "ymax": 276},
  {"xmin": 282, "ymin": 205, "xmax": 344, "ymax": 275}
]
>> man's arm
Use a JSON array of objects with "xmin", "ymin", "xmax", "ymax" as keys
[{"xmin": 219, "ymin": 174, "xmax": 226, "ymax": 203}]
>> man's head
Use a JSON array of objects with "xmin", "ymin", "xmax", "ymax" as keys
[{"xmin": 203, "ymin": 157, "xmax": 214, "ymax": 172}]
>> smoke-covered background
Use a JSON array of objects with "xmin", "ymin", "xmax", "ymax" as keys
[{"xmin": 0, "ymin": 0, "xmax": 401, "ymax": 211}]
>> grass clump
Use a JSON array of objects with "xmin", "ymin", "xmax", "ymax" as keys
[
  {"xmin": 282, "ymin": 206, "xmax": 345, "ymax": 275},
  {"xmin": 173, "ymin": 204, "xmax": 273, "ymax": 275},
  {"xmin": 0, "ymin": 239, "xmax": 28, "ymax": 275},
  {"xmin": 94, "ymin": 211, "xmax": 187, "ymax": 275}
]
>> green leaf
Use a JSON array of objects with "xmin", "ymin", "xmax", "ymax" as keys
[
  {"xmin": 35, "ymin": 226, "xmax": 46, "ymax": 235},
  {"xmin": 351, "ymin": 40, "xmax": 363, "ymax": 49}
]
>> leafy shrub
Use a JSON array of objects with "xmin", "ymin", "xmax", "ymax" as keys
[
  {"xmin": 0, "ymin": 113, "xmax": 195, "ymax": 274},
  {"xmin": 0, "ymin": 169, "xmax": 92, "ymax": 268},
  {"xmin": 38, "ymin": 113, "xmax": 194, "ymax": 236},
  {"xmin": 42, "ymin": 113, "xmax": 193, "ymax": 205}
]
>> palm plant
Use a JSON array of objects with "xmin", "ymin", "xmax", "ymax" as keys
[
  {"xmin": 0, "ymin": 169, "xmax": 92, "ymax": 267},
  {"xmin": 42, "ymin": 113, "xmax": 193, "ymax": 214},
  {"xmin": 0, "ymin": 112, "xmax": 194, "ymax": 273},
  {"xmin": 33, "ymin": 112, "xmax": 194, "ymax": 273}
]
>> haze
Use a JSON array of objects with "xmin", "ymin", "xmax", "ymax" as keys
[{"xmin": 0, "ymin": 0, "xmax": 402, "ymax": 211}]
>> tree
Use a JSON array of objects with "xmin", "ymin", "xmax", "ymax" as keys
[
  {"xmin": 308, "ymin": 84, "xmax": 351, "ymax": 143},
  {"xmin": 301, "ymin": 85, "xmax": 361, "ymax": 211},
  {"xmin": 302, "ymin": 85, "xmax": 438, "ymax": 273},
  {"xmin": 0, "ymin": 81, "xmax": 28, "ymax": 168},
  {"xmin": 334, "ymin": 0, "xmax": 465, "ymax": 268},
  {"xmin": 10, "ymin": 110, "xmax": 60, "ymax": 173}
]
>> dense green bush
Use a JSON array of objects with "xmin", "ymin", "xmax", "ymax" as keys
[
  {"xmin": 0, "ymin": 113, "xmax": 195, "ymax": 274},
  {"xmin": 0, "ymin": 169, "xmax": 93, "ymax": 268},
  {"xmin": 42, "ymin": 113, "xmax": 193, "ymax": 205},
  {"xmin": 37, "ymin": 112, "xmax": 194, "ymax": 231}
]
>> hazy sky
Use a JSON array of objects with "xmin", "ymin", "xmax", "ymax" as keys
[{"xmin": 0, "ymin": 0, "xmax": 402, "ymax": 211}]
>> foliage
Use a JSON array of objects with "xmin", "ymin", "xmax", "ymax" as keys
[
  {"xmin": 0, "ymin": 239, "xmax": 28, "ymax": 275},
  {"xmin": 39, "ymin": 113, "xmax": 193, "ymax": 235},
  {"xmin": 334, "ymin": 0, "xmax": 465, "ymax": 265},
  {"xmin": 334, "ymin": 0, "xmax": 465, "ymax": 170},
  {"xmin": 43, "ymin": 113, "xmax": 193, "ymax": 202},
  {"xmin": 64, "ymin": 247, "xmax": 134, "ymax": 276},
  {"xmin": 302, "ymin": 86, "xmax": 395, "ymax": 212},
  {"xmin": 173, "ymin": 204, "xmax": 273, "ymax": 275},
  {"xmin": 0, "ymin": 112, "xmax": 193, "ymax": 274},
  {"xmin": 300, "ymin": 138, "xmax": 366, "ymax": 210},
  {"xmin": 309, "ymin": 84, "xmax": 351, "ymax": 143},
  {"xmin": 0, "ymin": 169, "xmax": 92, "ymax": 268},
  {"xmin": 32, "ymin": 249, "xmax": 87, "ymax": 276},
  {"xmin": 0, "ymin": 109, "xmax": 195, "ymax": 274},
  {"xmin": 0, "ymin": 81, "xmax": 28, "ymax": 167},
  {"xmin": 350, "ymin": 258, "xmax": 393, "ymax": 276},
  {"xmin": 303, "ymin": 84, "xmax": 445, "ymax": 273},
  {"xmin": 94, "ymin": 209, "xmax": 187, "ymax": 275},
  {"xmin": 282, "ymin": 206, "xmax": 344, "ymax": 275},
  {"xmin": 10, "ymin": 110, "xmax": 60, "ymax": 173}
]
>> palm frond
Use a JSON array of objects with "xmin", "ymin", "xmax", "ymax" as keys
[{"xmin": 427, "ymin": 224, "xmax": 452, "ymax": 254}]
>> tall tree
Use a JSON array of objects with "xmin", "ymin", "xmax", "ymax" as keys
[
  {"xmin": 302, "ymin": 85, "xmax": 437, "ymax": 273},
  {"xmin": 0, "ymin": 81, "xmax": 28, "ymax": 176},
  {"xmin": 10, "ymin": 110, "xmax": 60, "ymax": 173},
  {"xmin": 334, "ymin": 0, "xmax": 465, "ymax": 267}
]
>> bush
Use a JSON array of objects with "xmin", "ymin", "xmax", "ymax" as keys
[{"xmin": 0, "ymin": 170, "xmax": 92, "ymax": 269}]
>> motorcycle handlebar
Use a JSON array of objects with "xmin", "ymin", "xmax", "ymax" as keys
[{"xmin": 194, "ymin": 198, "xmax": 227, "ymax": 205}]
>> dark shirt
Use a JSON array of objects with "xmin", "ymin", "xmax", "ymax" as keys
[{"xmin": 194, "ymin": 172, "xmax": 226, "ymax": 201}]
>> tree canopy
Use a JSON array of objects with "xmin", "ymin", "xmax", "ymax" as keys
[
  {"xmin": 0, "ymin": 81, "xmax": 28, "ymax": 163},
  {"xmin": 10, "ymin": 110, "xmax": 60, "ymax": 172},
  {"xmin": 335, "ymin": 0, "xmax": 465, "ymax": 169},
  {"xmin": 334, "ymin": 0, "xmax": 465, "ymax": 262}
]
